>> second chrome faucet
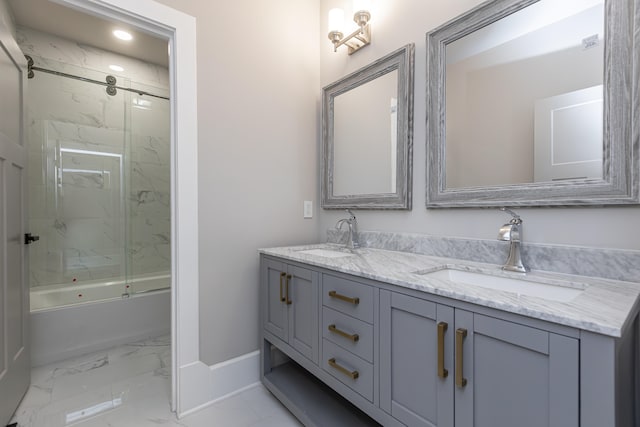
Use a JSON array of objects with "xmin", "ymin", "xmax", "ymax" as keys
[
  {"xmin": 498, "ymin": 207, "xmax": 528, "ymax": 273},
  {"xmin": 336, "ymin": 209, "xmax": 360, "ymax": 249}
]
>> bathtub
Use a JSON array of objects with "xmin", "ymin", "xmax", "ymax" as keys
[
  {"xmin": 30, "ymin": 273, "xmax": 171, "ymax": 311},
  {"xmin": 30, "ymin": 273, "xmax": 171, "ymax": 366}
]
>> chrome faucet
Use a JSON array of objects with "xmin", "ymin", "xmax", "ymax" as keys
[
  {"xmin": 336, "ymin": 209, "xmax": 360, "ymax": 249},
  {"xmin": 497, "ymin": 208, "xmax": 528, "ymax": 273}
]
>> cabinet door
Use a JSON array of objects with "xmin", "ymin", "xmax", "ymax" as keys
[
  {"xmin": 287, "ymin": 265, "xmax": 319, "ymax": 363},
  {"xmin": 262, "ymin": 258, "xmax": 288, "ymax": 342},
  {"xmin": 454, "ymin": 310, "xmax": 579, "ymax": 427},
  {"xmin": 380, "ymin": 290, "xmax": 454, "ymax": 427}
]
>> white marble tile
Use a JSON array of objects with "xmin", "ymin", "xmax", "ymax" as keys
[
  {"xmin": 42, "ymin": 385, "xmax": 114, "ymax": 423},
  {"xmin": 248, "ymin": 413, "xmax": 303, "ymax": 427},
  {"xmin": 239, "ymin": 385, "xmax": 301, "ymax": 423},
  {"xmin": 131, "ymin": 101, "xmax": 171, "ymax": 139},
  {"xmin": 130, "ymin": 243, "xmax": 171, "ymax": 276},
  {"xmin": 17, "ymin": 27, "xmax": 170, "ymax": 89},
  {"xmin": 131, "ymin": 162, "xmax": 171, "ymax": 193},
  {"xmin": 107, "ymin": 336, "xmax": 170, "ymax": 364},
  {"xmin": 131, "ymin": 135, "xmax": 170, "ymax": 165},
  {"xmin": 10, "ymin": 384, "xmax": 53, "ymax": 426},
  {"xmin": 51, "ymin": 366, "xmax": 113, "ymax": 402},
  {"xmin": 181, "ymin": 394, "xmax": 262, "ymax": 427},
  {"xmin": 13, "ymin": 336, "xmax": 299, "ymax": 427}
]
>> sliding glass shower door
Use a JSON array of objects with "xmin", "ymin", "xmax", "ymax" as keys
[{"xmin": 26, "ymin": 57, "xmax": 171, "ymax": 307}]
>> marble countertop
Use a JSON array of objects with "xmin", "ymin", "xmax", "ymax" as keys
[{"xmin": 260, "ymin": 243, "xmax": 640, "ymax": 337}]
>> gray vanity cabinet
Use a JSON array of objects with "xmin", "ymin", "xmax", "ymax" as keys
[
  {"xmin": 380, "ymin": 290, "xmax": 579, "ymax": 427},
  {"xmin": 380, "ymin": 290, "xmax": 455, "ymax": 427},
  {"xmin": 454, "ymin": 309, "xmax": 579, "ymax": 427},
  {"xmin": 262, "ymin": 258, "xmax": 319, "ymax": 364},
  {"xmin": 261, "ymin": 253, "xmax": 634, "ymax": 427}
]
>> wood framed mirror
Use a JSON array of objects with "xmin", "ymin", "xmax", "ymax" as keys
[
  {"xmin": 426, "ymin": 0, "xmax": 639, "ymax": 207},
  {"xmin": 322, "ymin": 44, "xmax": 415, "ymax": 209}
]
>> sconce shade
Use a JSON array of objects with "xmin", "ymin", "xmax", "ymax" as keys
[
  {"xmin": 327, "ymin": 2, "xmax": 371, "ymax": 54},
  {"xmin": 328, "ymin": 8, "xmax": 345, "ymax": 32}
]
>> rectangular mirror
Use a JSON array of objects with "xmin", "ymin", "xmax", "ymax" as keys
[
  {"xmin": 322, "ymin": 44, "xmax": 414, "ymax": 209},
  {"xmin": 426, "ymin": 0, "xmax": 639, "ymax": 207}
]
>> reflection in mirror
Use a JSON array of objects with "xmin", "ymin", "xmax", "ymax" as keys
[
  {"xmin": 445, "ymin": 0, "xmax": 604, "ymax": 189},
  {"xmin": 426, "ymin": 0, "xmax": 639, "ymax": 207},
  {"xmin": 323, "ymin": 44, "xmax": 414, "ymax": 209},
  {"xmin": 333, "ymin": 70, "xmax": 398, "ymax": 196}
]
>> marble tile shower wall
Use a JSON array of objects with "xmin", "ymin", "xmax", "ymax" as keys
[
  {"xmin": 16, "ymin": 27, "xmax": 169, "ymax": 89},
  {"xmin": 18, "ymin": 27, "xmax": 171, "ymax": 287},
  {"xmin": 129, "ymin": 98, "xmax": 171, "ymax": 278}
]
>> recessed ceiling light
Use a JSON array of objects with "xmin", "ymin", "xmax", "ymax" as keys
[
  {"xmin": 113, "ymin": 30, "xmax": 133, "ymax": 41},
  {"xmin": 109, "ymin": 65, "xmax": 124, "ymax": 72}
]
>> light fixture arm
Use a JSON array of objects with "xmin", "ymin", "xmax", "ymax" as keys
[{"xmin": 328, "ymin": 10, "xmax": 371, "ymax": 55}]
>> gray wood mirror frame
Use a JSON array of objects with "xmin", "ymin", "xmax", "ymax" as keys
[
  {"xmin": 426, "ymin": 0, "xmax": 639, "ymax": 208},
  {"xmin": 322, "ymin": 44, "xmax": 415, "ymax": 210}
]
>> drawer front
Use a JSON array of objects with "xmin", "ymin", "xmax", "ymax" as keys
[
  {"xmin": 322, "ymin": 339, "xmax": 374, "ymax": 402},
  {"xmin": 322, "ymin": 274, "xmax": 374, "ymax": 323},
  {"xmin": 322, "ymin": 307, "xmax": 374, "ymax": 363}
]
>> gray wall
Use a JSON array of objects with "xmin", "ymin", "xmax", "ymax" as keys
[
  {"xmin": 319, "ymin": 0, "xmax": 640, "ymax": 251},
  {"xmin": 153, "ymin": 0, "xmax": 321, "ymax": 365}
]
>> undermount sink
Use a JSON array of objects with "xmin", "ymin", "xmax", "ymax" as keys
[
  {"xmin": 296, "ymin": 248, "xmax": 355, "ymax": 259},
  {"xmin": 418, "ymin": 268, "xmax": 584, "ymax": 302}
]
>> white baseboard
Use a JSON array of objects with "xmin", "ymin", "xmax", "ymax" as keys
[
  {"xmin": 209, "ymin": 350, "xmax": 261, "ymax": 401},
  {"xmin": 178, "ymin": 350, "xmax": 261, "ymax": 418},
  {"xmin": 178, "ymin": 361, "xmax": 214, "ymax": 415}
]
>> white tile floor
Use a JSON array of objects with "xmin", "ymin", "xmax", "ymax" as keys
[{"xmin": 11, "ymin": 335, "xmax": 301, "ymax": 427}]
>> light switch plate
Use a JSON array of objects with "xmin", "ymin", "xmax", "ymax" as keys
[{"xmin": 303, "ymin": 201, "xmax": 313, "ymax": 218}]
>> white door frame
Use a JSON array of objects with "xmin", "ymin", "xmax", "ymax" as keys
[{"xmin": 53, "ymin": 0, "xmax": 201, "ymax": 416}]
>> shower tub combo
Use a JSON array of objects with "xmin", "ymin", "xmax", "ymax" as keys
[{"xmin": 21, "ymin": 46, "xmax": 173, "ymax": 367}]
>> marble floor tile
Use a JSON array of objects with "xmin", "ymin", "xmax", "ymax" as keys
[{"xmin": 11, "ymin": 335, "xmax": 300, "ymax": 427}]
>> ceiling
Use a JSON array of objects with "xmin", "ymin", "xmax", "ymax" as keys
[{"xmin": 7, "ymin": 0, "xmax": 169, "ymax": 67}]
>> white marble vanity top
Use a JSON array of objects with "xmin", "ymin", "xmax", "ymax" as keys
[{"xmin": 260, "ymin": 243, "xmax": 640, "ymax": 337}]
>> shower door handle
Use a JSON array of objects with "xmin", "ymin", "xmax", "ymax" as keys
[{"xmin": 24, "ymin": 233, "xmax": 40, "ymax": 245}]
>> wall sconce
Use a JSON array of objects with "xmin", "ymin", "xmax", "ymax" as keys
[{"xmin": 328, "ymin": 0, "xmax": 372, "ymax": 55}]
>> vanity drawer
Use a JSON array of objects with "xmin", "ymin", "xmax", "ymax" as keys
[
  {"xmin": 322, "ymin": 339, "xmax": 373, "ymax": 402},
  {"xmin": 322, "ymin": 274, "xmax": 374, "ymax": 323},
  {"xmin": 322, "ymin": 307, "xmax": 374, "ymax": 363}
]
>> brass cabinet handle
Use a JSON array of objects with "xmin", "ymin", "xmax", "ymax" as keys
[
  {"xmin": 279, "ymin": 272, "xmax": 286, "ymax": 302},
  {"xmin": 437, "ymin": 322, "xmax": 448, "ymax": 379},
  {"xmin": 285, "ymin": 274, "xmax": 292, "ymax": 305},
  {"xmin": 328, "ymin": 290, "xmax": 360, "ymax": 305},
  {"xmin": 328, "ymin": 324, "xmax": 360, "ymax": 342},
  {"xmin": 328, "ymin": 358, "xmax": 359, "ymax": 380},
  {"xmin": 456, "ymin": 328, "xmax": 468, "ymax": 388}
]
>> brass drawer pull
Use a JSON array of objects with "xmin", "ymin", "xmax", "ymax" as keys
[
  {"xmin": 328, "ymin": 358, "xmax": 359, "ymax": 380},
  {"xmin": 456, "ymin": 328, "xmax": 468, "ymax": 388},
  {"xmin": 279, "ymin": 272, "xmax": 286, "ymax": 302},
  {"xmin": 328, "ymin": 290, "xmax": 360, "ymax": 305},
  {"xmin": 285, "ymin": 274, "xmax": 292, "ymax": 305},
  {"xmin": 437, "ymin": 322, "xmax": 448, "ymax": 379},
  {"xmin": 328, "ymin": 324, "xmax": 360, "ymax": 342}
]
